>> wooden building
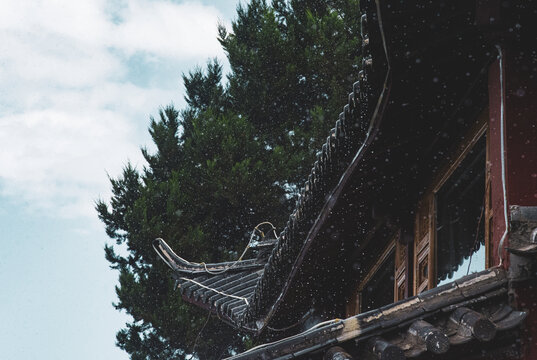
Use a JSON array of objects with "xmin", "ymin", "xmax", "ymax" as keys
[{"xmin": 154, "ymin": 0, "xmax": 537, "ymax": 358}]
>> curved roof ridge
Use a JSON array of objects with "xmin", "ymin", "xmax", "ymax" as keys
[
  {"xmin": 153, "ymin": 238, "xmax": 265, "ymax": 274},
  {"xmin": 153, "ymin": 1, "xmax": 383, "ymax": 333}
]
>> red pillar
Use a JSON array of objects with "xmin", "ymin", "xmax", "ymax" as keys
[
  {"xmin": 489, "ymin": 47, "xmax": 537, "ymax": 360},
  {"xmin": 488, "ymin": 49, "xmax": 537, "ymax": 267}
]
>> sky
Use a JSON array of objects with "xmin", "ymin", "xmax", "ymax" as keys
[{"xmin": 0, "ymin": 1, "xmax": 242, "ymax": 359}]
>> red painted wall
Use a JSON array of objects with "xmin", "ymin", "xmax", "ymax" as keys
[
  {"xmin": 503, "ymin": 52, "xmax": 537, "ymax": 207},
  {"xmin": 488, "ymin": 50, "xmax": 537, "ymax": 266},
  {"xmin": 489, "ymin": 48, "xmax": 537, "ymax": 360}
]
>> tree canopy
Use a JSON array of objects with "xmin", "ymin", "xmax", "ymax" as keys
[{"xmin": 96, "ymin": 0, "xmax": 361, "ymax": 358}]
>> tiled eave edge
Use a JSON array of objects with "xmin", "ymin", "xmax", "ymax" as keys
[
  {"xmin": 154, "ymin": 238, "xmax": 265, "ymax": 329},
  {"xmin": 152, "ymin": 0, "xmax": 390, "ymax": 333},
  {"xmin": 176, "ymin": 273, "xmax": 262, "ymax": 330},
  {"xmin": 226, "ymin": 268, "xmax": 527, "ymax": 359},
  {"xmin": 242, "ymin": 0, "xmax": 392, "ymax": 333}
]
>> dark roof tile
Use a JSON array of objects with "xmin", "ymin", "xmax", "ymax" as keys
[
  {"xmin": 225, "ymin": 268, "xmax": 525, "ymax": 359},
  {"xmin": 155, "ymin": 0, "xmax": 382, "ymax": 332}
]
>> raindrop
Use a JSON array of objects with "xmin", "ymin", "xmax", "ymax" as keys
[{"xmin": 516, "ymin": 88, "xmax": 526, "ymax": 97}]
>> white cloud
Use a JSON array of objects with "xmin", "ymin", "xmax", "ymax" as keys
[
  {"xmin": 0, "ymin": 0, "xmax": 229, "ymax": 220},
  {"xmin": 112, "ymin": 1, "xmax": 225, "ymax": 59},
  {"xmin": 0, "ymin": 85, "xmax": 156, "ymax": 219}
]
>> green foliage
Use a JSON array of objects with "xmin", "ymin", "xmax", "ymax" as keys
[
  {"xmin": 97, "ymin": 0, "xmax": 362, "ymax": 358},
  {"xmin": 219, "ymin": 0, "xmax": 361, "ymax": 183}
]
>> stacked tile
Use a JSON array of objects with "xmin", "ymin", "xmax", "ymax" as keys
[{"xmin": 242, "ymin": 5, "xmax": 378, "ymax": 331}]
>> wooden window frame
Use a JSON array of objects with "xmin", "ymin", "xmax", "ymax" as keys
[
  {"xmin": 394, "ymin": 230, "xmax": 410, "ymax": 302},
  {"xmin": 353, "ymin": 237, "xmax": 396, "ymax": 314},
  {"xmin": 413, "ymin": 110, "xmax": 491, "ymax": 294}
]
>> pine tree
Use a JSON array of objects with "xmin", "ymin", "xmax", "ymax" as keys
[{"xmin": 98, "ymin": 1, "xmax": 362, "ymax": 358}]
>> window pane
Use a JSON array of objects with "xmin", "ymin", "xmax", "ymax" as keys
[
  {"xmin": 436, "ymin": 136, "xmax": 486, "ymax": 286},
  {"xmin": 361, "ymin": 251, "xmax": 395, "ymax": 312}
]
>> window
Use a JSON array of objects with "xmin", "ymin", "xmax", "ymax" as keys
[
  {"xmin": 347, "ymin": 114, "xmax": 491, "ymax": 312},
  {"xmin": 436, "ymin": 136, "xmax": 486, "ymax": 285},
  {"xmin": 414, "ymin": 116, "xmax": 490, "ymax": 294},
  {"xmin": 361, "ymin": 250, "xmax": 395, "ymax": 312},
  {"xmin": 347, "ymin": 240, "xmax": 395, "ymax": 314}
]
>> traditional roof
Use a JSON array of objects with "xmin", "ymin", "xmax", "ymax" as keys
[
  {"xmin": 154, "ymin": 0, "xmax": 534, "ymax": 347},
  {"xmin": 225, "ymin": 268, "xmax": 526, "ymax": 359},
  {"xmin": 153, "ymin": 238, "xmax": 269, "ymax": 329},
  {"xmin": 153, "ymin": 0, "xmax": 384, "ymax": 333}
]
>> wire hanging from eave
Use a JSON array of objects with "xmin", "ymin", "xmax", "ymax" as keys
[
  {"xmin": 199, "ymin": 222, "xmax": 278, "ymax": 275},
  {"xmin": 467, "ymin": 179, "xmax": 489, "ymax": 275},
  {"xmin": 266, "ymin": 309, "xmax": 314, "ymax": 332}
]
